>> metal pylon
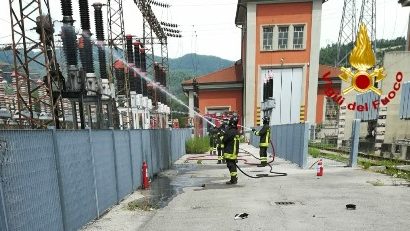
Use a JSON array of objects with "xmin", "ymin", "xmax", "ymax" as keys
[
  {"xmin": 358, "ymin": 0, "xmax": 377, "ymax": 55},
  {"xmin": 8, "ymin": 0, "xmax": 65, "ymax": 129},
  {"xmin": 161, "ymin": 37, "xmax": 169, "ymax": 73},
  {"xmin": 107, "ymin": 0, "xmax": 129, "ymax": 97},
  {"xmin": 107, "ymin": 0, "xmax": 130, "ymax": 128},
  {"xmin": 143, "ymin": 18, "xmax": 155, "ymax": 80},
  {"xmin": 336, "ymin": 0, "xmax": 357, "ymax": 67}
]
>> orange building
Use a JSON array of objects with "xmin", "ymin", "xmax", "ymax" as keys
[
  {"xmin": 182, "ymin": 61, "xmax": 243, "ymax": 120},
  {"xmin": 316, "ymin": 64, "xmax": 342, "ymax": 124},
  {"xmin": 235, "ymin": 0, "xmax": 325, "ymax": 126}
]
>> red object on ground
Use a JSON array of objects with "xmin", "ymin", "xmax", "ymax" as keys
[
  {"xmin": 142, "ymin": 161, "xmax": 150, "ymax": 189},
  {"xmin": 317, "ymin": 159, "xmax": 324, "ymax": 176}
]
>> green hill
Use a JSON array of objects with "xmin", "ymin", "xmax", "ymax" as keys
[
  {"xmin": 169, "ymin": 53, "xmax": 234, "ymax": 75},
  {"xmin": 320, "ymin": 37, "xmax": 406, "ymax": 66},
  {"xmin": 167, "ymin": 54, "xmax": 234, "ymax": 113}
]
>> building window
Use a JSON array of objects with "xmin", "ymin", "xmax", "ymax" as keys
[
  {"xmin": 262, "ymin": 26, "xmax": 273, "ymax": 50},
  {"xmin": 293, "ymin": 25, "xmax": 304, "ymax": 49},
  {"xmin": 325, "ymin": 97, "xmax": 339, "ymax": 121},
  {"xmin": 278, "ymin": 26, "xmax": 289, "ymax": 50}
]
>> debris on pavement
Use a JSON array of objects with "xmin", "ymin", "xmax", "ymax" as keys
[{"xmin": 234, "ymin": 213, "xmax": 249, "ymax": 220}]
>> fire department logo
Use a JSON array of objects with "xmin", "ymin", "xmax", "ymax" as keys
[{"xmin": 339, "ymin": 24, "xmax": 386, "ymax": 96}]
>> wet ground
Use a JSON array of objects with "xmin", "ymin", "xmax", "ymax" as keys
[{"xmin": 138, "ymin": 163, "xmax": 226, "ymax": 209}]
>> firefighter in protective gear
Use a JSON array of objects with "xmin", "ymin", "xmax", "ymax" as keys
[
  {"xmin": 208, "ymin": 125, "xmax": 218, "ymax": 155},
  {"xmin": 223, "ymin": 115, "xmax": 240, "ymax": 184},
  {"xmin": 215, "ymin": 124, "xmax": 224, "ymax": 164},
  {"xmin": 216, "ymin": 118, "xmax": 229, "ymax": 164},
  {"xmin": 252, "ymin": 116, "xmax": 271, "ymax": 167}
]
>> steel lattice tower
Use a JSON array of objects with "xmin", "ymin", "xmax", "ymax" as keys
[
  {"xmin": 160, "ymin": 35, "xmax": 169, "ymax": 72},
  {"xmin": 337, "ymin": 0, "xmax": 377, "ymax": 67},
  {"xmin": 135, "ymin": 0, "xmax": 156, "ymax": 79},
  {"xmin": 143, "ymin": 18, "xmax": 155, "ymax": 79},
  {"xmin": 336, "ymin": 0, "xmax": 357, "ymax": 67},
  {"xmin": 134, "ymin": 0, "xmax": 170, "ymax": 76},
  {"xmin": 358, "ymin": 0, "xmax": 377, "ymax": 56},
  {"xmin": 8, "ymin": 0, "xmax": 65, "ymax": 128},
  {"xmin": 107, "ymin": 0, "xmax": 131, "ymax": 128},
  {"xmin": 107, "ymin": 0, "xmax": 129, "ymax": 97}
]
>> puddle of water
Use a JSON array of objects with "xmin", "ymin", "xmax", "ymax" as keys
[
  {"xmin": 193, "ymin": 183, "xmax": 244, "ymax": 191},
  {"xmin": 140, "ymin": 164, "xmax": 223, "ymax": 209}
]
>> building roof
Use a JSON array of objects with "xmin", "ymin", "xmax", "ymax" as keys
[
  {"xmin": 182, "ymin": 60, "xmax": 243, "ymax": 86},
  {"xmin": 318, "ymin": 64, "xmax": 341, "ymax": 78},
  {"xmin": 235, "ymin": 0, "xmax": 329, "ymax": 25}
]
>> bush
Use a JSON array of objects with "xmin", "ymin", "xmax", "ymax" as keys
[
  {"xmin": 308, "ymin": 147, "xmax": 320, "ymax": 158},
  {"xmin": 186, "ymin": 136, "xmax": 210, "ymax": 154},
  {"xmin": 361, "ymin": 161, "xmax": 373, "ymax": 169}
]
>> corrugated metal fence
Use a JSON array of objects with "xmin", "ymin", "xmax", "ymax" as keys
[
  {"xmin": 250, "ymin": 124, "xmax": 309, "ymax": 168},
  {"xmin": 0, "ymin": 128, "xmax": 191, "ymax": 231}
]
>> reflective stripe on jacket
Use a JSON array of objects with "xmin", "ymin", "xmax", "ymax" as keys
[
  {"xmin": 254, "ymin": 125, "xmax": 271, "ymax": 147},
  {"xmin": 222, "ymin": 127, "xmax": 240, "ymax": 160}
]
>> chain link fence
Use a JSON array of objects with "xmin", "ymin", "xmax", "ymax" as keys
[{"xmin": 0, "ymin": 128, "xmax": 191, "ymax": 231}]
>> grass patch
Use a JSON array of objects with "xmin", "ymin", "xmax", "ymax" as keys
[
  {"xmin": 321, "ymin": 152, "xmax": 349, "ymax": 163},
  {"xmin": 308, "ymin": 147, "xmax": 320, "ymax": 158},
  {"xmin": 310, "ymin": 147, "xmax": 410, "ymax": 182},
  {"xmin": 186, "ymin": 136, "xmax": 210, "ymax": 154},
  {"xmin": 309, "ymin": 142, "xmax": 337, "ymax": 149},
  {"xmin": 361, "ymin": 161, "xmax": 373, "ymax": 169},
  {"xmin": 359, "ymin": 158, "xmax": 410, "ymax": 181},
  {"xmin": 383, "ymin": 167, "xmax": 410, "ymax": 181},
  {"xmin": 308, "ymin": 147, "xmax": 348, "ymax": 163}
]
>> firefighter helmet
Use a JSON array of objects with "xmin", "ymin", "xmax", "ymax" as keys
[
  {"xmin": 229, "ymin": 115, "xmax": 239, "ymax": 128},
  {"xmin": 262, "ymin": 116, "xmax": 270, "ymax": 125}
]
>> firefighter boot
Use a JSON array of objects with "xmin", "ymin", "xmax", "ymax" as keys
[
  {"xmin": 226, "ymin": 176, "xmax": 238, "ymax": 185},
  {"xmin": 257, "ymin": 163, "xmax": 267, "ymax": 167}
]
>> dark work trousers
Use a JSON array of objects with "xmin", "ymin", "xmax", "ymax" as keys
[
  {"xmin": 226, "ymin": 159, "xmax": 237, "ymax": 178},
  {"xmin": 260, "ymin": 147, "xmax": 268, "ymax": 165},
  {"xmin": 217, "ymin": 147, "xmax": 223, "ymax": 161}
]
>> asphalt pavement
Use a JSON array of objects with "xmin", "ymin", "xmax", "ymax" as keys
[{"xmin": 83, "ymin": 143, "xmax": 410, "ymax": 231}]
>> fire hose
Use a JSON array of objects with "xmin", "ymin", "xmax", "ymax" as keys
[
  {"xmin": 186, "ymin": 139, "xmax": 288, "ymax": 178},
  {"xmin": 235, "ymin": 140, "xmax": 287, "ymax": 178}
]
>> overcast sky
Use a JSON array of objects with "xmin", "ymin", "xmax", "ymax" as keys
[{"xmin": 0, "ymin": 0, "xmax": 409, "ymax": 61}]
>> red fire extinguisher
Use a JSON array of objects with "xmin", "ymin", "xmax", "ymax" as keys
[
  {"xmin": 316, "ymin": 159, "xmax": 324, "ymax": 177},
  {"xmin": 142, "ymin": 161, "xmax": 150, "ymax": 189}
]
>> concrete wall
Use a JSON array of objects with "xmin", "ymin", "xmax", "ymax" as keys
[
  {"xmin": 337, "ymin": 51, "xmax": 410, "ymax": 152},
  {"xmin": 338, "ymin": 78, "xmax": 359, "ymax": 144},
  {"xmin": 381, "ymin": 52, "xmax": 410, "ymax": 143},
  {"xmin": 244, "ymin": 2, "xmax": 256, "ymax": 128},
  {"xmin": 188, "ymin": 90, "xmax": 195, "ymax": 118},
  {"xmin": 307, "ymin": 0, "xmax": 322, "ymax": 124}
]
